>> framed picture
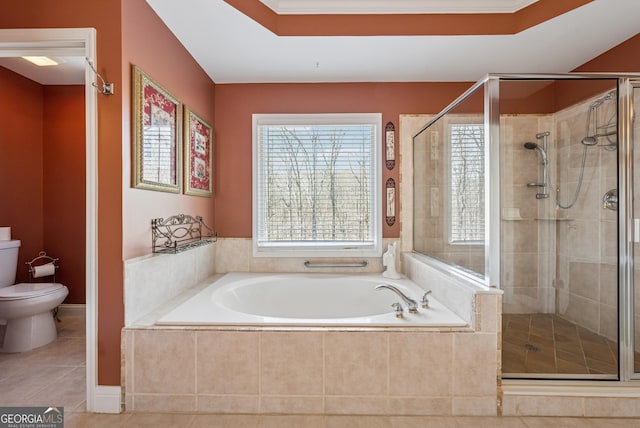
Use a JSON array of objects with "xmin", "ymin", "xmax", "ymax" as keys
[
  {"xmin": 132, "ymin": 65, "xmax": 182, "ymax": 193},
  {"xmin": 184, "ymin": 107, "xmax": 213, "ymax": 197}
]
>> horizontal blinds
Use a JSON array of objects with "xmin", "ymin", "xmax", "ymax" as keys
[
  {"xmin": 142, "ymin": 125, "xmax": 176, "ymax": 185},
  {"xmin": 256, "ymin": 123, "xmax": 375, "ymax": 245},
  {"xmin": 449, "ymin": 124, "xmax": 484, "ymax": 242}
]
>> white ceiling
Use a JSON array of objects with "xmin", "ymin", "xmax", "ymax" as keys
[
  {"xmin": 1, "ymin": 0, "xmax": 638, "ymax": 86},
  {"xmin": 259, "ymin": 0, "xmax": 539, "ymax": 14},
  {"xmin": 146, "ymin": 0, "xmax": 640, "ymax": 84},
  {"xmin": 0, "ymin": 56, "xmax": 85, "ymax": 85}
]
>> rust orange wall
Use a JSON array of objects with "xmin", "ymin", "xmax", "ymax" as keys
[
  {"xmin": 0, "ymin": 71, "xmax": 86, "ymax": 303},
  {"xmin": 214, "ymin": 82, "xmax": 470, "ymax": 239},
  {"xmin": 0, "ymin": 67, "xmax": 44, "ymax": 281},
  {"xmin": 0, "ymin": 69, "xmax": 86, "ymax": 301},
  {"xmin": 575, "ymin": 33, "xmax": 640, "ymax": 72},
  {"xmin": 2, "ymin": 0, "xmax": 124, "ymax": 385},
  {"xmin": 121, "ymin": 0, "xmax": 216, "ymax": 260},
  {"xmin": 43, "ymin": 86, "xmax": 86, "ymax": 304}
]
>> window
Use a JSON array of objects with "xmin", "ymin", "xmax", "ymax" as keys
[
  {"xmin": 449, "ymin": 124, "xmax": 484, "ymax": 244},
  {"xmin": 253, "ymin": 113, "xmax": 382, "ymax": 257}
]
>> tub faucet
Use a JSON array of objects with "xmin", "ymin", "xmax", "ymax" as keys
[{"xmin": 375, "ymin": 284, "xmax": 418, "ymax": 313}]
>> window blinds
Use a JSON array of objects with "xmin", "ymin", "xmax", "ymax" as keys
[{"xmin": 255, "ymin": 121, "xmax": 376, "ymax": 250}]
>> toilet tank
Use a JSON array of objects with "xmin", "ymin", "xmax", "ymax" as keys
[{"xmin": 0, "ymin": 240, "xmax": 20, "ymax": 288}]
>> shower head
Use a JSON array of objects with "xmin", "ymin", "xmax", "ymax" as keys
[
  {"xmin": 524, "ymin": 142, "xmax": 548, "ymax": 164},
  {"xmin": 581, "ymin": 136, "xmax": 598, "ymax": 146}
]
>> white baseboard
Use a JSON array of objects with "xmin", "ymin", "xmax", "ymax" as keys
[
  {"xmin": 58, "ymin": 303, "xmax": 86, "ymax": 317},
  {"xmin": 90, "ymin": 385, "xmax": 122, "ymax": 413}
]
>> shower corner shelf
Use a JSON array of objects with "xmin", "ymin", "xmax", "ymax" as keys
[{"xmin": 152, "ymin": 214, "xmax": 217, "ymax": 254}]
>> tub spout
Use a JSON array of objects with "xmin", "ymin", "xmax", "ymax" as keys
[{"xmin": 375, "ymin": 284, "xmax": 418, "ymax": 313}]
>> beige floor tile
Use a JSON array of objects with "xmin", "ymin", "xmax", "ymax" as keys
[
  {"xmin": 25, "ymin": 366, "xmax": 86, "ymax": 409},
  {"xmin": 56, "ymin": 315, "xmax": 85, "ymax": 338},
  {"xmin": 124, "ymin": 413, "xmax": 195, "ymax": 428},
  {"xmin": 65, "ymin": 412, "xmax": 132, "ymax": 428},
  {"xmin": 259, "ymin": 415, "xmax": 326, "ymax": 428},
  {"xmin": 519, "ymin": 417, "xmax": 599, "ymax": 427},
  {"xmin": 390, "ymin": 415, "xmax": 458, "ymax": 427},
  {"xmin": 455, "ymin": 416, "xmax": 527, "ymax": 427},
  {"xmin": 326, "ymin": 415, "xmax": 392, "ymax": 428},
  {"xmin": 586, "ymin": 418, "xmax": 640, "ymax": 428},
  {"xmin": 189, "ymin": 414, "xmax": 260, "ymax": 428}
]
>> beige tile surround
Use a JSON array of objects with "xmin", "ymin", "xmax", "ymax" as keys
[
  {"xmin": 123, "ymin": 247, "xmax": 503, "ymax": 416},
  {"xmin": 123, "ymin": 327, "xmax": 499, "ymax": 416}
]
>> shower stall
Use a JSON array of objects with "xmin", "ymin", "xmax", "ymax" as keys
[{"xmin": 412, "ymin": 74, "xmax": 640, "ymax": 381}]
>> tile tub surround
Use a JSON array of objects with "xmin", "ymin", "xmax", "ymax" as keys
[
  {"xmin": 124, "ymin": 242, "xmax": 216, "ymax": 325},
  {"xmin": 123, "ymin": 252, "xmax": 502, "ymax": 416},
  {"xmin": 213, "ymin": 237, "xmax": 405, "ymax": 274},
  {"xmin": 123, "ymin": 327, "xmax": 499, "ymax": 416}
]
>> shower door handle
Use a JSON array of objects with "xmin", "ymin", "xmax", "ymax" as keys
[
  {"xmin": 634, "ymin": 219, "xmax": 640, "ymax": 243},
  {"xmin": 603, "ymin": 188, "xmax": 618, "ymax": 211}
]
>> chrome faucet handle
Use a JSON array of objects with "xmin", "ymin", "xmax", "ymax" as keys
[
  {"xmin": 391, "ymin": 302, "xmax": 404, "ymax": 318},
  {"xmin": 376, "ymin": 284, "xmax": 418, "ymax": 313},
  {"xmin": 421, "ymin": 290, "xmax": 432, "ymax": 309}
]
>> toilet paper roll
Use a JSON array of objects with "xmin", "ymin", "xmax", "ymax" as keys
[
  {"xmin": 0, "ymin": 227, "xmax": 10, "ymax": 241},
  {"xmin": 33, "ymin": 262, "xmax": 56, "ymax": 278}
]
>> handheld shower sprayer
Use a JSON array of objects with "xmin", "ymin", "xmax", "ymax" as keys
[{"xmin": 524, "ymin": 138, "xmax": 549, "ymax": 199}]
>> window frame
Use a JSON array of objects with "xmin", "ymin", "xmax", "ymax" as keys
[
  {"xmin": 447, "ymin": 122, "xmax": 485, "ymax": 246},
  {"xmin": 252, "ymin": 113, "xmax": 383, "ymax": 258}
]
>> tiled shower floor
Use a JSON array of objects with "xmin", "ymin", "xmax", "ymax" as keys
[{"xmin": 502, "ymin": 313, "xmax": 626, "ymax": 376}]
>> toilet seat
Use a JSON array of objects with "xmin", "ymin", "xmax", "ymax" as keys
[{"xmin": 0, "ymin": 283, "xmax": 66, "ymax": 301}]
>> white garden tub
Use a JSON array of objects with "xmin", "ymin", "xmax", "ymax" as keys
[{"xmin": 156, "ymin": 272, "xmax": 467, "ymax": 327}]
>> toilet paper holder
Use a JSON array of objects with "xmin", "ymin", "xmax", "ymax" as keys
[{"xmin": 26, "ymin": 251, "xmax": 59, "ymax": 281}]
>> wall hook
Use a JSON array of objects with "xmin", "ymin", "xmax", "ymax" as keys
[{"xmin": 85, "ymin": 57, "xmax": 114, "ymax": 95}]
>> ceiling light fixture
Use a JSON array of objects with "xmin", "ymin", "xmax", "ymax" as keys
[{"xmin": 22, "ymin": 56, "xmax": 60, "ymax": 66}]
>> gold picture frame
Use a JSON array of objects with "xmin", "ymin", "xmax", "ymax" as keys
[
  {"xmin": 132, "ymin": 65, "xmax": 182, "ymax": 193},
  {"xmin": 183, "ymin": 107, "xmax": 213, "ymax": 197}
]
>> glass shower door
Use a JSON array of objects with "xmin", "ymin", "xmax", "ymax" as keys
[
  {"xmin": 632, "ymin": 83, "xmax": 640, "ymax": 376},
  {"xmin": 500, "ymin": 78, "xmax": 619, "ymax": 379}
]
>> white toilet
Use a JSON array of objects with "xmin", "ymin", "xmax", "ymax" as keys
[{"xmin": 0, "ymin": 240, "xmax": 69, "ymax": 353}]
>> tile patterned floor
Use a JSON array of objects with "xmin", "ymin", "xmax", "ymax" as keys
[
  {"xmin": 2, "ymin": 313, "xmax": 640, "ymax": 427},
  {"xmin": 502, "ymin": 313, "xmax": 640, "ymax": 376}
]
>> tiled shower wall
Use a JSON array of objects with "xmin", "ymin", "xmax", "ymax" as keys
[
  {"xmin": 553, "ymin": 94, "xmax": 618, "ymax": 342},
  {"xmin": 500, "ymin": 114, "xmax": 555, "ymax": 315},
  {"xmin": 498, "ymin": 93, "xmax": 618, "ymax": 343},
  {"xmin": 410, "ymin": 91, "xmax": 618, "ymax": 341}
]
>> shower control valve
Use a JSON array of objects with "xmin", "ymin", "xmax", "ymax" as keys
[{"xmin": 421, "ymin": 290, "xmax": 432, "ymax": 309}]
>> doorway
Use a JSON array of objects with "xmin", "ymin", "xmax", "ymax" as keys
[{"xmin": 0, "ymin": 28, "xmax": 103, "ymax": 411}]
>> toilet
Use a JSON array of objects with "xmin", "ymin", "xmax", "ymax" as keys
[{"xmin": 0, "ymin": 240, "xmax": 69, "ymax": 353}]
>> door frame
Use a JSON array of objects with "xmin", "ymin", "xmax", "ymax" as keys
[{"xmin": 0, "ymin": 27, "xmax": 119, "ymax": 412}]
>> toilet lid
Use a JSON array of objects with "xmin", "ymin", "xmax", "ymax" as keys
[{"xmin": 0, "ymin": 283, "xmax": 66, "ymax": 300}]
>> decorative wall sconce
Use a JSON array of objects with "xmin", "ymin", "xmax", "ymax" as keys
[
  {"xmin": 386, "ymin": 178, "xmax": 396, "ymax": 226},
  {"xmin": 85, "ymin": 57, "xmax": 114, "ymax": 95},
  {"xmin": 385, "ymin": 121, "xmax": 395, "ymax": 170}
]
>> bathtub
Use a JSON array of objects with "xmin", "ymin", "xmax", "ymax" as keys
[{"xmin": 156, "ymin": 272, "xmax": 467, "ymax": 327}]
